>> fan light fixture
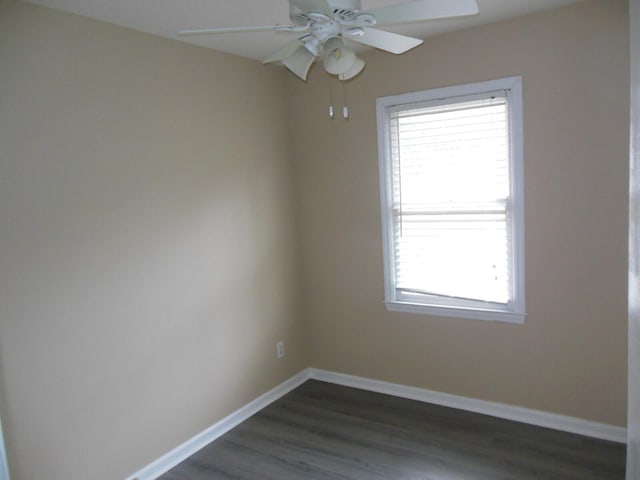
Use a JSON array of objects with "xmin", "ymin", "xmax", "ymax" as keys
[
  {"xmin": 323, "ymin": 37, "xmax": 358, "ymax": 75},
  {"xmin": 323, "ymin": 37, "xmax": 355, "ymax": 74},
  {"xmin": 281, "ymin": 36, "xmax": 365, "ymax": 81},
  {"xmin": 177, "ymin": 0, "xmax": 480, "ymax": 82}
]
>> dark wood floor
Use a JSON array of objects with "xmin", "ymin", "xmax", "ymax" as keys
[{"xmin": 158, "ymin": 380, "xmax": 626, "ymax": 480}]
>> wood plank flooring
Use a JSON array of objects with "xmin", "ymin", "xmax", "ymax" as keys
[{"xmin": 158, "ymin": 380, "xmax": 626, "ymax": 479}]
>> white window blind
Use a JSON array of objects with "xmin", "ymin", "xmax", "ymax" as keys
[
  {"xmin": 391, "ymin": 94, "xmax": 510, "ymax": 304},
  {"xmin": 377, "ymin": 77, "xmax": 525, "ymax": 323}
]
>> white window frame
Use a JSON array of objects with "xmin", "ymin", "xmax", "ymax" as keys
[
  {"xmin": 0, "ymin": 415, "xmax": 9, "ymax": 480},
  {"xmin": 376, "ymin": 76, "xmax": 526, "ymax": 324}
]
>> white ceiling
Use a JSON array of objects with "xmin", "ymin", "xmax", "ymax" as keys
[{"xmin": 25, "ymin": 0, "xmax": 587, "ymax": 61}]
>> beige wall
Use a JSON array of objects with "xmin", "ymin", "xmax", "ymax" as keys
[
  {"xmin": 289, "ymin": 0, "xmax": 629, "ymax": 427},
  {"xmin": 0, "ymin": 0, "xmax": 631, "ymax": 478},
  {"xmin": 0, "ymin": 1, "xmax": 307, "ymax": 479}
]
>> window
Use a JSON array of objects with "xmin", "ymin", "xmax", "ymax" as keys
[{"xmin": 376, "ymin": 77, "xmax": 525, "ymax": 323}]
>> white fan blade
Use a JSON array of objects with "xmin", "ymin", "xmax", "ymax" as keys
[
  {"xmin": 347, "ymin": 27, "xmax": 423, "ymax": 54},
  {"xmin": 282, "ymin": 46, "xmax": 316, "ymax": 80},
  {"xmin": 290, "ymin": 0, "xmax": 332, "ymax": 15},
  {"xmin": 263, "ymin": 39, "xmax": 305, "ymax": 64},
  {"xmin": 177, "ymin": 25, "xmax": 292, "ymax": 36},
  {"xmin": 366, "ymin": 0, "xmax": 479, "ymax": 25}
]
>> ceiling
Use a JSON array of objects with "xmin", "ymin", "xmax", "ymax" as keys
[{"xmin": 25, "ymin": 0, "xmax": 587, "ymax": 61}]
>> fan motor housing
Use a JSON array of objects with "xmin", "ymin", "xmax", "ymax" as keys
[{"xmin": 290, "ymin": 0, "xmax": 362, "ymax": 24}]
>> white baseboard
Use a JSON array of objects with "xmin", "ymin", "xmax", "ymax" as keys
[
  {"xmin": 127, "ymin": 367, "xmax": 626, "ymax": 479},
  {"xmin": 309, "ymin": 368, "xmax": 627, "ymax": 444},
  {"xmin": 125, "ymin": 369, "xmax": 312, "ymax": 480}
]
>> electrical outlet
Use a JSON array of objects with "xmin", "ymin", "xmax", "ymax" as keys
[{"xmin": 276, "ymin": 341, "xmax": 285, "ymax": 359}]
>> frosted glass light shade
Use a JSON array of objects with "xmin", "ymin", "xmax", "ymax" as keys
[
  {"xmin": 323, "ymin": 37, "xmax": 357, "ymax": 75},
  {"xmin": 282, "ymin": 46, "xmax": 316, "ymax": 80},
  {"xmin": 339, "ymin": 56, "xmax": 365, "ymax": 80}
]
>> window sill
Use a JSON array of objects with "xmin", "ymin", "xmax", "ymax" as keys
[{"xmin": 385, "ymin": 301, "xmax": 526, "ymax": 324}]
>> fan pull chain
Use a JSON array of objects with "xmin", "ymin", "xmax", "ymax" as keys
[
  {"xmin": 328, "ymin": 79, "xmax": 351, "ymax": 120},
  {"xmin": 343, "ymin": 81, "xmax": 349, "ymax": 119},
  {"xmin": 328, "ymin": 80, "xmax": 335, "ymax": 119}
]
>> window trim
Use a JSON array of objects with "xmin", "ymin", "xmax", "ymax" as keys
[{"xmin": 376, "ymin": 76, "xmax": 526, "ymax": 324}]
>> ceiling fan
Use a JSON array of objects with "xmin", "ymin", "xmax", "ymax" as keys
[{"xmin": 177, "ymin": 0, "xmax": 479, "ymax": 82}]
